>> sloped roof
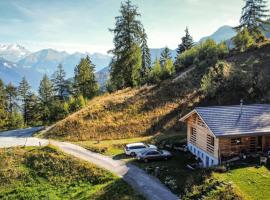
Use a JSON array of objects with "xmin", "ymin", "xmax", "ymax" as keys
[{"xmin": 188, "ymin": 104, "xmax": 270, "ymax": 137}]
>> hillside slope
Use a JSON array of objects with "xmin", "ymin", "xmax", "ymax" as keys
[
  {"xmin": 0, "ymin": 146, "xmax": 142, "ymax": 200},
  {"xmin": 45, "ymin": 43, "xmax": 270, "ymax": 141}
]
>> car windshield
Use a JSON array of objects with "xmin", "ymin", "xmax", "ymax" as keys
[{"xmin": 128, "ymin": 145, "xmax": 146, "ymax": 150}]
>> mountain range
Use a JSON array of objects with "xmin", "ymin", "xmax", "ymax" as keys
[{"xmin": 0, "ymin": 25, "xmax": 244, "ymax": 90}]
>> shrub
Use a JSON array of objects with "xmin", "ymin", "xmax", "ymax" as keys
[
  {"xmin": 201, "ymin": 61, "xmax": 232, "ymax": 97},
  {"xmin": 233, "ymin": 28, "xmax": 255, "ymax": 52},
  {"xmin": 174, "ymin": 39, "xmax": 229, "ymax": 72}
]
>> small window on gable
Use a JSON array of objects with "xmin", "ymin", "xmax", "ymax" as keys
[{"xmin": 231, "ymin": 138, "xmax": 242, "ymax": 145}]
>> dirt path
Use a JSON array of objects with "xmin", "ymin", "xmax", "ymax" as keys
[
  {"xmin": 172, "ymin": 66, "xmax": 196, "ymax": 83},
  {"xmin": 52, "ymin": 141, "xmax": 179, "ymax": 200},
  {"xmin": 0, "ymin": 128, "xmax": 179, "ymax": 200}
]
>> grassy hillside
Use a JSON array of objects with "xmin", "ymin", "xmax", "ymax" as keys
[
  {"xmin": 0, "ymin": 146, "xmax": 143, "ymax": 200},
  {"xmin": 43, "ymin": 69, "xmax": 203, "ymax": 141},
  {"xmin": 184, "ymin": 163, "xmax": 270, "ymax": 200},
  {"xmin": 44, "ymin": 42, "xmax": 270, "ymax": 141}
]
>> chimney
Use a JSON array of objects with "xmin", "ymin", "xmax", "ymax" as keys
[{"xmin": 240, "ymin": 99, "xmax": 243, "ymax": 116}]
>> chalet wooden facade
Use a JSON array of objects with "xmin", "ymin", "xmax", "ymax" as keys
[{"xmin": 180, "ymin": 104, "xmax": 270, "ymax": 167}]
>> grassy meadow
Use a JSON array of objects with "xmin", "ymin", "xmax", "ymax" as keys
[
  {"xmin": 214, "ymin": 166, "xmax": 270, "ymax": 200},
  {"xmin": 0, "ymin": 146, "xmax": 143, "ymax": 200}
]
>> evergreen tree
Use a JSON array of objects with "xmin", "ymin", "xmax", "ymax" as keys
[
  {"xmin": 236, "ymin": 0, "xmax": 270, "ymax": 33},
  {"xmin": 39, "ymin": 74, "xmax": 54, "ymax": 122},
  {"xmin": 74, "ymin": 56, "xmax": 99, "ymax": 99},
  {"xmin": 6, "ymin": 110, "xmax": 24, "ymax": 130},
  {"xmin": 161, "ymin": 59, "xmax": 175, "ymax": 80},
  {"xmin": 18, "ymin": 77, "xmax": 31, "ymax": 125},
  {"xmin": 140, "ymin": 29, "xmax": 151, "ymax": 83},
  {"xmin": 160, "ymin": 47, "xmax": 172, "ymax": 67},
  {"xmin": 5, "ymin": 83, "xmax": 17, "ymax": 113},
  {"xmin": 0, "ymin": 79, "xmax": 7, "ymax": 129},
  {"xmin": 52, "ymin": 64, "xmax": 66, "ymax": 100},
  {"xmin": 25, "ymin": 93, "xmax": 41, "ymax": 126},
  {"xmin": 109, "ymin": 0, "xmax": 149, "ymax": 89},
  {"xmin": 233, "ymin": 27, "xmax": 255, "ymax": 51},
  {"xmin": 50, "ymin": 99, "xmax": 69, "ymax": 122},
  {"xmin": 177, "ymin": 27, "xmax": 194, "ymax": 54},
  {"xmin": 149, "ymin": 58, "xmax": 162, "ymax": 83}
]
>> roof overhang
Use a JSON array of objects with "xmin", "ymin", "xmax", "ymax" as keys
[
  {"xmin": 179, "ymin": 109, "xmax": 196, "ymax": 122},
  {"xmin": 179, "ymin": 109, "xmax": 217, "ymax": 138},
  {"xmin": 216, "ymin": 131, "xmax": 270, "ymax": 138}
]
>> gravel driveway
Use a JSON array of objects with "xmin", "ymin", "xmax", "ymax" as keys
[
  {"xmin": 0, "ymin": 127, "xmax": 48, "ymax": 148},
  {"xmin": 0, "ymin": 128, "xmax": 179, "ymax": 200}
]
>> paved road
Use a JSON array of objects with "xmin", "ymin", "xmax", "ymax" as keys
[
  {"xmin": 0, "ymin": 127, "xmax": 48, "ymax": 148},
  {"xmin": 0, "ymin": 128, "xmax": 179, "ymax": 200}
]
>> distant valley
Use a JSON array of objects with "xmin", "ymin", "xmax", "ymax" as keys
[{"xmin": 0, "ymin": 25, "xmax": 238, "ymax": 90}]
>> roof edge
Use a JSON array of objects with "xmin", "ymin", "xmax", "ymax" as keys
[{"xmin": 179, "ymin": 110, "xmax": 196, "ymax": 122}]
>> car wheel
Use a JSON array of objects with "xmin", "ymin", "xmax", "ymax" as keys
[
  {"xmin": 130, "ymin": 152, "xmax": 136, "ymax": 157},
  {"xmin": 144, "ymin": 158, "xmax": 148, "ymax": 163}
]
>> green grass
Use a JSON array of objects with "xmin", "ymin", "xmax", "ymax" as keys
[
  {"xmin": 214, "ymin": 166, "xmax": 270, "ymax": 200},
  {"xmin": 0, "ymin": 146, "xmax": 143, "ymax": 200},
  {"xmin": 75, "ymin": 131, "xmax": 185, "ymax": 156},
  {"xmin": 76, "ymin": 132, "xmax": 205, "ymax": 195}
]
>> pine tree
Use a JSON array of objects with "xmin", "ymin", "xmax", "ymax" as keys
[
  {"xmin": 177, "ymin": 27, "xmax": 194, "ymax": 54},
  {"xmin": 52, "ymin": 64, "xmax": 66, "ymax": 100},
  {"xmin": 25, "ymin": 93, "xmax": 41, "ymax": 126},
  {"xmin": 5, "ymin": 82, "xmax": 17, "ymax": 113},
  {"xmin": 39, "ymin": 74, "xmax": 54, "ymax": 122},
  {"xmin": 18, "ymin": 77, "xmax": 31, "ymax": 125},
  {"xmin": 236, "ymin": 0, "xmax": 270, "ymax": 32},
  {"xmin": 140, "ymin": 29, "xmax": 151, "ymax": 83},
  {"xmin": 39, "ymin": 74, "xmax": 54, "ymax": 104},
  {"xmin": 160, "ymin": 47, "xmax": 172, "ymax": 67},
  {"xmin": 149, "ymin": 58, "xmax": 162, "ymax": 83},
  {"xmin": 161, "ymin": 59, "xmax": 175, "ymax": 80},
  {"xmin": 74, "ymin": 56, "xmax": 99, "ymax": 99},
  {"xmin": 5, "ymin": 82, "xmax": 23, "ymax": 129},
  {"xmin": 109, "ymin": 0, "xmax": 149, "ymax": 89},
  {"xmin": 0, "ymin": 79, "xmax": 7, "ymax": 129}
]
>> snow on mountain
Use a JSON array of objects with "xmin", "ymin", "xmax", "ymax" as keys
[
  {"xmin": 0, "ymin": 57, "xmax": 43, "ymax": 90},
  {"xmin": 0, "ymin": 44, "xmax": 31, "ymax": 62},
  {"xmin": 17, "ymin": 49, "xmax": 112, "ymax": 78}
]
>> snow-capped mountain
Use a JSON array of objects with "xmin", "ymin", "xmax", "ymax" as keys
[
  {"xmin": 0, "ymin": 57, "xmax": 42, "ymax": 89},
  {"xmin": 17, "ymin": 49, "xmax": 112, "ymax": 78},
  {"xmin": 0, "ymin": 44, "xmax": 31, "ymax": 62}
]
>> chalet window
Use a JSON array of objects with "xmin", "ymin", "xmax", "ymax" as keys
[
  {"xmin": 207, "ymin": 134, "xmax": 215, "ymax": 154},
  {"xmin": 231, "ymin": 138, "xmax": 242, "ymax": 145},
  {"xmin": 190, "ymin": 127, "xmax": 197, "ymax": 145}
]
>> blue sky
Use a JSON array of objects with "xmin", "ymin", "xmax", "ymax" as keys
[{"xmin": 0, "ymin": 0, "xmax": 255, "ymax": 54}]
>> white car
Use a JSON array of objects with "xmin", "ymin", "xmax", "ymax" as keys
[{"xmin": 124, "ymin": 142, "xmax": 157, "ymax": 156}]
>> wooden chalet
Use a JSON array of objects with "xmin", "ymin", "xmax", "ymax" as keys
[{"xmin": 180, "ymin": 103, "xmax": 270, "ymax": 167}]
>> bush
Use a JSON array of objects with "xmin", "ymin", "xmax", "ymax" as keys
[
  {"xmin": 68, "ymin": 95, "xmax": 86, "ymax": 113},
  {"xmin": 174, "ymin": 39, "xmax": 229, "ymax": 72},
  {"xmin": 233, "ymin": 28, "xmax": 255, "ymax": 52},
  {"xmin": 201, "ymin": 61, "xmax": 232, "ymax": 97}
]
